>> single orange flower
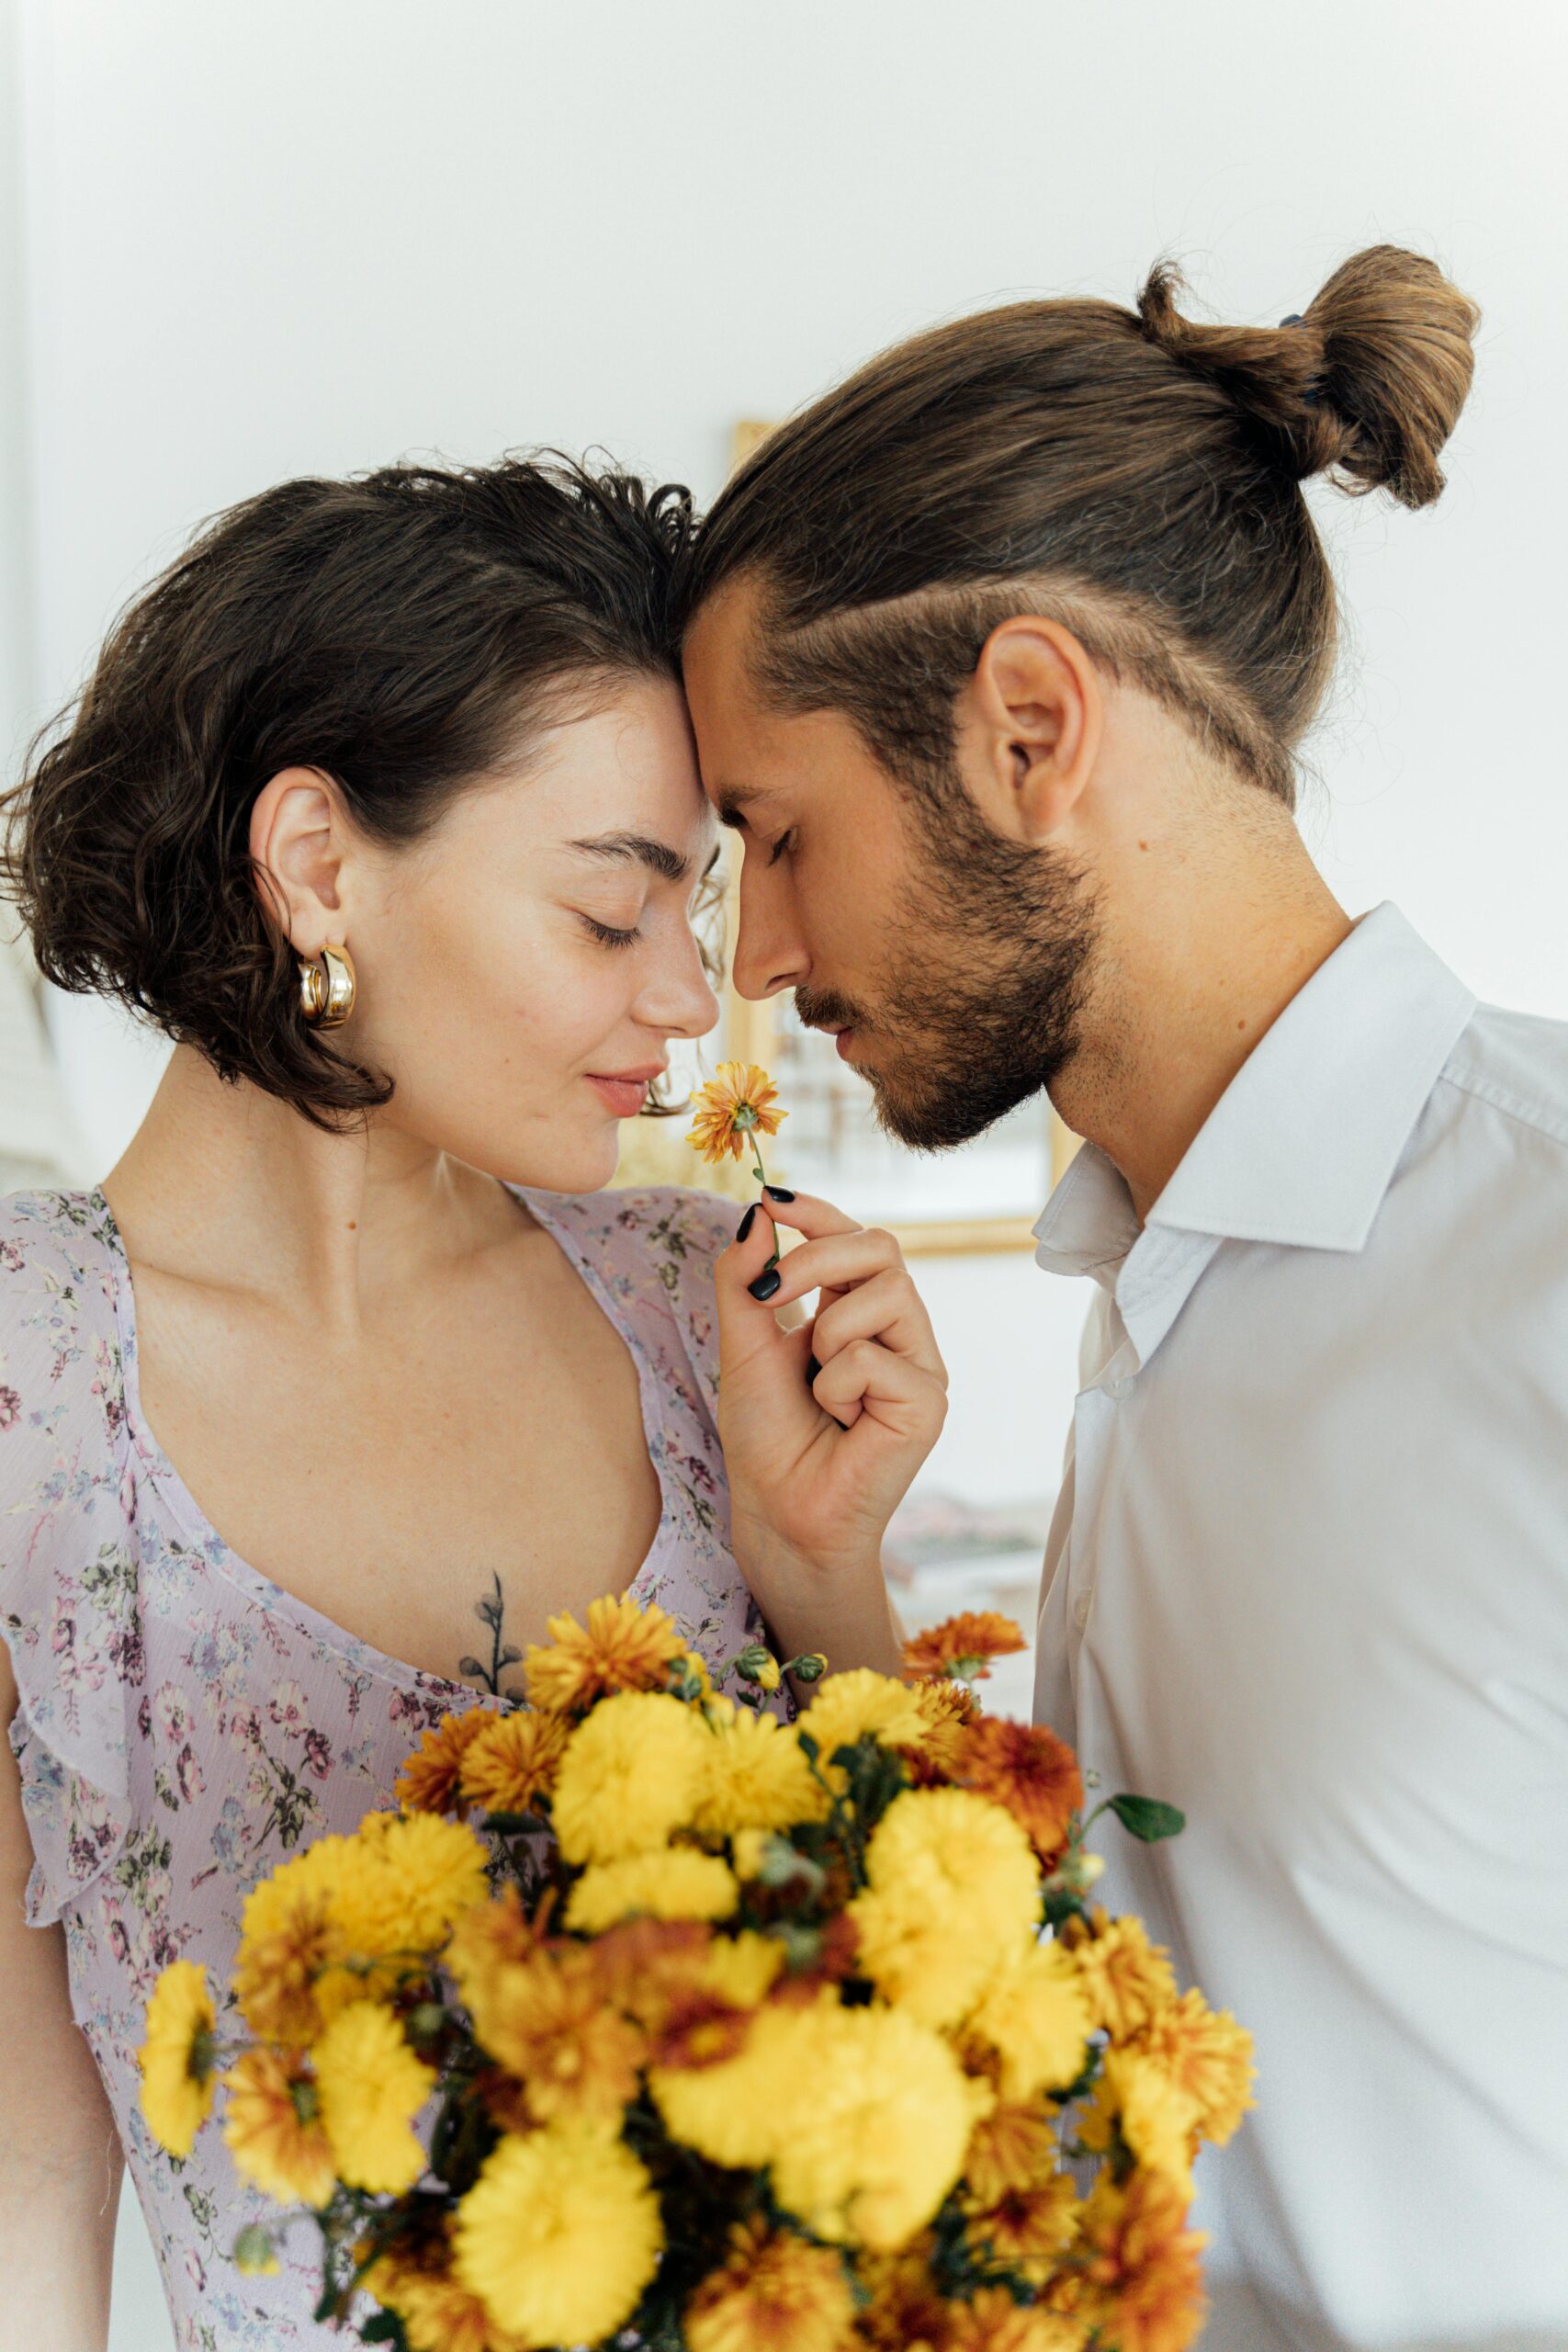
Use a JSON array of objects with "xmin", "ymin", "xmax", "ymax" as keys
[
  {"xmin": 395, "ymin": 1707, "xmax": 494, "ymax": 1817},
  {"xmin": 964, "ymin": 2173, "xmax": 1079, "ymax": 2284},
  {"xmin": 1129, "ymin": 1990, "xmax": 1257, "ymax": 2147},
  {"xmin": 1077, "ymin": 2171, "xmax": 1208, "ymax": 2352},
  {"xmin": 220, "ymin": 2046, "xmax": 336, "ymax": 2209},
  {"xmin": 685, "ymin": 2218, "xmax": 857, "ymax": 2352},
  {"xmin": 962, "ymin": 2099, "xmax": 1060, "ymax": 2206},
  {"xmin": 901, "ymin": 1611, "xmax": 1027, "ymax": 1683},
  {"xmin": 959, "ymin": 1716, "xmax": 1085, "ymax": 1864},
  {"xmin": 469, "ymin": 1941, "xmax": 646, "ymax": 2124},
  {"xmin": 905, "ymin": 1676, "xmax": 979, "ymax": 1781},
  {"xmin": 685, "ymin": 1061, "xmax": 786, "ymax": 1169}
]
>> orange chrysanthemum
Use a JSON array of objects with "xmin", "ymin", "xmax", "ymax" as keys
[
  {"xmin": 1131, "ymin": 1991, "xmax": 1257, "ymax": 2147},
  {"xmin": 220, "ymin": 2046, "xmax": 336, "ymax": 2209},
  {"xmin": 685, "ymin": 1061, "xmax": 786, "ymax": 1167},
  {"xmin": 1077, "ymin": 2172, "xmax": 1208, "ymax": 2352},
  {"xmin": 901, "ymin": 1612, "xmax": 1027, "ymax": 1683},
  {"xmin": 458, "ymin": 1709, "xmax": 571, "ymax": 1817},
  {"xmin": 395, "ymin": 1707, "xmax": 494, "ymax": 1818},
  {"xmin": 962, "ymin": 2101, "xmax": 1060, "ymax": 2207},
  {"xmin": 524, "ymin": 1594, "xmax": 689, "ymax": 1714},
  {"xmin": 964, "ymin": 2173, "xmax": 1079, "ymax": 2284},
  {"xmin": 463, "ymin": 1939, "xmax": 645, "ymax": 2124},
  {"xmin": 685, "ymin": 2218, "xmax": 857, "ymax": 2352},
  {"xmin": 1064, "ymin": 1914, "xmax": 1179, "ymax": 2043},
  {"xmin": 367, "ymin": 2222, "xmax": 526, "ymax": 2352},
  {"xmin": 853, "ymin": 2239, "xmax": 957, "ymax": 2352},
  {"xmin": 948, "ymin": 2290, "xmax": 1089, "ymax": 2351},
  {"xmin": 958, "ymin": 1717, "xmax": 1084, "ymax": 1865}
]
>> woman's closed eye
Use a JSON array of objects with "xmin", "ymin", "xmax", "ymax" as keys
[
  {"xmin": 767, "ymin": 827, "xmax": 795, "ymax": 867},
  {"xmin": 579, "ymin": 911, "xmax": 642, "ymax": 950}
]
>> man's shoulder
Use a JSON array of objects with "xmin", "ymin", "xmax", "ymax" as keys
[{"xmin": 1438, "ymin": 1001, "xmax": 1568, "ymax": 1156}]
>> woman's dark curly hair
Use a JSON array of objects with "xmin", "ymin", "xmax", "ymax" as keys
[{"xmin": 2, "ymin": 456, "xmax": 696, "ymax": 1127}]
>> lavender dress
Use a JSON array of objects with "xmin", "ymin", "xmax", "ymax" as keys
[{"xmin": 0, "ymin": 1182, "xmax": 772, "ymax": 2351}]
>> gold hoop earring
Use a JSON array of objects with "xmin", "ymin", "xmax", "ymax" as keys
[{"xmin": 298, "ymin": 943, "xmax": 356, "ymax": 1029}]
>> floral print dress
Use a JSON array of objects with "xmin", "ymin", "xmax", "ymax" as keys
[{"xmin": 0, "ymin": 1182, "xmax": 772, "ymax": 2351}]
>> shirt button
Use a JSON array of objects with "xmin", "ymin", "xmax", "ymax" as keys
[
  {"xmin": 1106, "ymin": 1374, "xmax": 1134, "ymax": 1401},
  {"xmin": 1074, "ymin": 1594, "xmax": 1091, "ymax": 1630}
]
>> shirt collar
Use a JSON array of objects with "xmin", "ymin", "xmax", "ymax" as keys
[{"xmin": 1034, "ymin": 903, "xmax": 1477, "ymax": 1274}]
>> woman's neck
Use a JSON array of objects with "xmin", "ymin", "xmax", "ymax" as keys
[{"xmin": 103, "ymin": 1042, "xmax": 521, "ymax": 1329}]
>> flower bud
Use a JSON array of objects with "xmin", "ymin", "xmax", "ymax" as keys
[
  {"xmin": 734, "ymin": 1644, "xmax": 782, "ymax": 1691},
  {"xmin": 232, "ymin": 2225, "xmax": 279, "ymax": 2278},
  {"xmin": 788, "ymin": 1652, "xmax": 828, "ymax": 1683}
]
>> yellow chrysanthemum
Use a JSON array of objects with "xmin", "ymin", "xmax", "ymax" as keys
[
  {"xmin": 138, "ymin": 1960, "xmax": 218, "ymax": 2157},
  {"xmin": 550, "ymin": 1690, "xmax": 712, "ymax": 1864},
  {"xmin": 1131, "ymin": 1990, "xmax": 1257, "ymax": 2148},
  {"xmin": 961, "ymin": 2100, "xmax": 1061, "ymax": 2208},
  {"xmin": 694, "ymin": 1700, "xmax": 825, "ymax": 1836},
  {"xmin": 848, "ymin": 1788, "xmax": 1042, "ymax": 2028},
  {"xmin": 701, "ymin": 1928, "xmax": 785, "ymax": 2008},
  {"xmin": 1066, "ymin": 1913, "xmax": 1179, "ymax": 2042},
  {"xmin": 524, "ymin": 1594, "xmax": 689, "ymax": 1715},
  {"xmin": 566, "ymin": 1847, "xmax": 739, "ymax": 1933},
  {"xmin": 685, "ymin": 1061, "xmax": 786, "ymax": 1166},
  {"xmin": 312, "ymin": 2001, "xmax": 434, "ymax": 2195},
  {"xmin": 964, "ymin": 2171, "xmax": 1079, "ymax": 2286},
  {"xmin": 964, "ymin": 1938, "xmax": 1094, "ymax": 2102},
  {"xmin": 685, "ymin": 2217, "xmax": 857, "ymax": 2352},
  {"xmin": 1089, "ymin": 2049, "xmax": 1202, "ymax": 2199},
  {"xmin": 334, "ymin": 1810, "xmax": 491, "ymax": 1963},
  {"xmin": 453, "ymin": 2124, "xmax": 662, "ymax": 2346},
  {"xmin": 653, "ymin": 1996, "xmax": 988, "ymax": 2251},
  {"xmin": 221, "ymin": 2046, "xmax": 337, "ymax": 2208},
  {"xmin": 905, "ymin": 1677, "xmax": 976, "ymax": 1780},
  {"xmin": 457, "ymin": 1708, "xmax": 570, "ymax": 1817},
  {"xmin": 234, "ymin": 1836, "xmax": 363, "ymax": 2038},
  {"xmin": 799, "ymin": 1670, "xmax": 931, "ymax": 1776}
]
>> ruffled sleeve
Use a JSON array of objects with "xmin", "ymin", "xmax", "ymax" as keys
[{"xmin": 0, "ymin": 1192, "xmax": 138, "ymax": 1925}]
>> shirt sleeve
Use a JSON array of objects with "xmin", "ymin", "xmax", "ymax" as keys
[{"xmin": 0, "ymin": 1193, "xmax": 137, "ymax": 1925}]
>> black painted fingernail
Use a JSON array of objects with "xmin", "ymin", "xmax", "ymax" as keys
[
  {"xmin": 737, "ymin": 1203, "xmax": 758, "ymax": 1243},
  {"xmin": 806, "ymin": 1353, "xmax": 821, "ymax": 1383},
  {"xmin": 763, "ymin": 1184, "xmax": 795, "ymax": 1203},
  {"xmin": 748, "ymin": 1266, "xmax": 782, "ymax": 1302}
]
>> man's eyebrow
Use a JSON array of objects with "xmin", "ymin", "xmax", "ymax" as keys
[
  {"xmin": 713, "ymin": 783, "xmax": 767, "ymax": 828},
  {"xmin": 566, "ymin": 830, "xmax": 691, "ymax": 883}
]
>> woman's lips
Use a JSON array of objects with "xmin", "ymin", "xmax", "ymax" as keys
[{"xmin": 587, "ymin": 1073, "xmax": 654, "ymax": 1116}]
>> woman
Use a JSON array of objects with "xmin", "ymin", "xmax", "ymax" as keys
[{"xmin": 0, "ymin": 458, "xmax": 946, "ymax": 2349}]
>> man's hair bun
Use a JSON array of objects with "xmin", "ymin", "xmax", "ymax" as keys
[{"xmin": 1136, "ymin": 243, "xmax": 1480, "ymax": 510}]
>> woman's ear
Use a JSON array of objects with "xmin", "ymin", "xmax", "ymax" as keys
[
  {"xmin": 955, "ymin": 616, "xmax": 1103, "ymax": 844},
  {"xmin": 248, "ymin": 767, "xmax": 353, "ymax": 953}
]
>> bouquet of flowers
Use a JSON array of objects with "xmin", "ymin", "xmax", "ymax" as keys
[{"xmin": 138, "ymin": 1599, "xmax": 1253, "ymax": 2352}]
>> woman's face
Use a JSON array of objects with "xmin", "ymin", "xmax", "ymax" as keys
[{"xmin": 343, "ymin": 674, "xmax": 721, "ymax": 1191}]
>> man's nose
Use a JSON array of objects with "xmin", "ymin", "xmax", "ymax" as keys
[{"xmin": 730, "ymin": 856, "xmax": 808, "ymax": 1002}]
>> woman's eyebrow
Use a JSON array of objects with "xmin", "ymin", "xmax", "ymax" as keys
[{"xmin": 567, "ymin": 830, "xmax": 691, "ymax": 883}]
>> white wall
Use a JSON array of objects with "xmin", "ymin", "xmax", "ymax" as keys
[{"xmin": 2, "ymin": 5, "xmax": 1563, "ymax": 2339}]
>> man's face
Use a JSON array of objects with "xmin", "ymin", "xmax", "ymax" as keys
[{"xmin": 682, "ymin": 582, "xmax": 1098, "ymax": 1150}]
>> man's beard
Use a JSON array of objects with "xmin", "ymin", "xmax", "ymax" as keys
[{"xmin": 795, "ymin": 797, "xmax": 1099, "ymax": 1153}]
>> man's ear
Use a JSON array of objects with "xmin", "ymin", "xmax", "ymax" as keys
[
  {"xmin": 248, "ymin": 767, "xmax": 354, "ymax": 954},
  {"xmin": 955, "ymin": 616, "xmax": 1103, "ymax": 844}
]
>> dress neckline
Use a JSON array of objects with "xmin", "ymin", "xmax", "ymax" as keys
[{"xmin": 87, "ymin": 1182, "xmax": 673, "ymax": 1702}]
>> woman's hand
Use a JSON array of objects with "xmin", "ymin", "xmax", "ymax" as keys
[{"xmin": 714, "ymin": 1192, "xmax": 947, "ymax": 1677}]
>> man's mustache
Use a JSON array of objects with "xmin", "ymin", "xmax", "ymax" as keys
[{"xmin": 792, "ymin": 985, "xmax": 865, "ymax": 1035}]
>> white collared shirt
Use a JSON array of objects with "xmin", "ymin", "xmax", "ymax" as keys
[{"xmin": 1032, "ymin": 904, "xmax": 1568, "ymax": 2352}]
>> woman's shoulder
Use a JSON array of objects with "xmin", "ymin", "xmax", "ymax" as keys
[{"xmin": 0, "ymin": 1185, "xmax": 128, "ymax": 1475}]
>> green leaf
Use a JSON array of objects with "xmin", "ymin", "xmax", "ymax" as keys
[{"xmin": 1109, "ymin": 1792, "xmax": 1186, "ymax": 1842}]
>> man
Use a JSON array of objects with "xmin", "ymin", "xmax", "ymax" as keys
[{"xmin": 678, "ymin": 250, "xmax": 1568, "ymax": 2349}]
